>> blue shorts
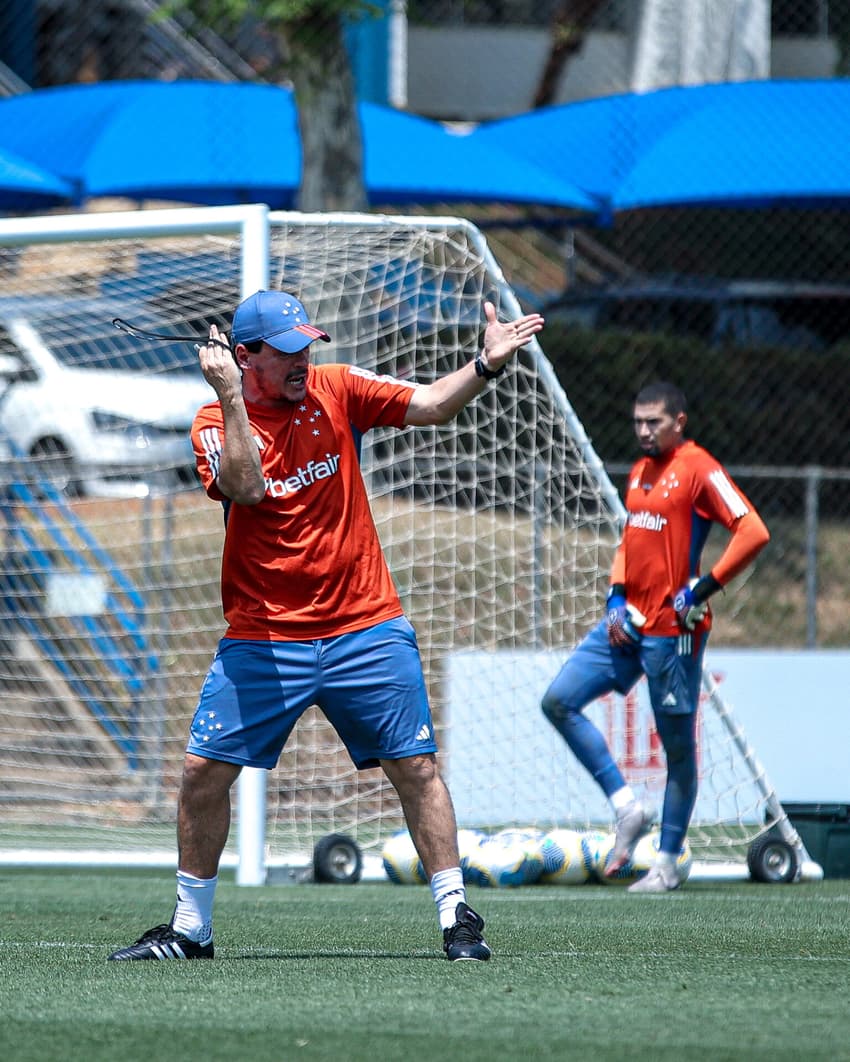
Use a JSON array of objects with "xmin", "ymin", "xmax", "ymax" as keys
[
  {"xmin": 187, "ymin": 616, "xmax": 437, "ymax": 770},
  {"xmin": 545, "ymin": 618, "xmax": 707, "ymax": 718}
]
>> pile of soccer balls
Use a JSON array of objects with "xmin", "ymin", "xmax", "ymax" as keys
[{"xmin": 381, "ymin": 826, "xmax": 692, "ymax": 888}]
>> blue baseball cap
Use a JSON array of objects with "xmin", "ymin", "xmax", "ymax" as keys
[{"xmin": 231, "ymin": 290, "xmax": 331, "ymax": 354}]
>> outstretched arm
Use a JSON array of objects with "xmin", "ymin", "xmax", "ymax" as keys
[
  {"xmin": 197, "ymin": 325, "xmax": 265, "ymax": 505},
  {"xmin": 404, "ymin": 301, "xmax": 544, "ymax": 426}
]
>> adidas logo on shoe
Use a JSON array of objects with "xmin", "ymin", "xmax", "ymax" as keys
[{"xmin": 108, "ymin": 923, "xmax": 214, "ymax": 961}]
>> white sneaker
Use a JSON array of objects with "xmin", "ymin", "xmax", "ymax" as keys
[
  {"xmin": 606, "ymin": 802, "xmax": 652, "ymax": 877},
  {"xmin": 627, "ymin": 862, "xmax": 681, "ymax": 894}
]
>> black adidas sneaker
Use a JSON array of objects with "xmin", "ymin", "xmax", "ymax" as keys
[
  {"xmin": 442, "ymin": 902, "xmax": 491, "ymax": 962},
  {"xmin": 108, "ymin": 923, "xmax": 214, "ymax": 961}
]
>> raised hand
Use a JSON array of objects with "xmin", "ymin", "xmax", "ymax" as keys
[
  {"xmin": 480, "ymin": 300, "xmax": 544, "ymax": 374},
  {"xmin": 197, "ymin": 324, "xmax": 241, "ymax": 398}
]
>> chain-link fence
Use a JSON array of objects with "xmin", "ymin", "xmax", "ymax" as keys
[
  {"xmin": 3, "ymin": 3, "xmax": 849, "ymax": 100},
  {"xmin": 0, "ymin": 0, "xmax": 848, "ymax": 651}
]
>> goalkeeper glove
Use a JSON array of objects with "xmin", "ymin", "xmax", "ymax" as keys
[
  {"xmin": 606, "ymin": 586, "xmax": 646, "ymax": 648},
  {"xmin": 673, "ymin": 574, "xmax": 722, "ymax": 630}
]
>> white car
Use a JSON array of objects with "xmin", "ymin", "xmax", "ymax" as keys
[{"xmin": 0, "ymin": 296, "xmax": 213, "ymax": 498}]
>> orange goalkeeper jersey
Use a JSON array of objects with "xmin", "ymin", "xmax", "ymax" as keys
[
  {"xmin": 610, "ymin": 440, "xmax": 768, "ymax": 636},
  {"xmin": 191, "ymin": 363, "xmax": 416, "ymax": 641}
]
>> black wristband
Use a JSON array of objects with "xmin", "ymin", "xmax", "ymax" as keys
[
  {"xmin": 692, "ymin": 573, "xmax": 723, "ymax": 603},
  {"xmin": 607, "ymin": 583, "xmax": 627, "ymax": 605},
  {"xmin": 474, "ymin": 352, "xmax": 505, "ymax": 380}
]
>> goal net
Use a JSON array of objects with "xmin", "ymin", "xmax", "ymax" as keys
[{"xmin": 0, "ymin": 205, "xmax": 805, "ymax": 879}]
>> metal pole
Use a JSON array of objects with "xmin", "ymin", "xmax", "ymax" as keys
[
  {"xmin": 147, "ymin": 489, "xmax": 174, "ymax": 809},
  {"xmin": 701, "ymin": 669, "xmax": 817, "ymax": 879},
  {"xmin": 816, "ymin": 0, "xmax": 829, "ymax": 37},
  {"xmin": 236, "ymin": 207, "xmax": 270, "ymax": 885},
  {"xmin": 532, "ymin": 459, "xmax": 546, "ymax": 648},
  {"xmin": 804, "ymin": 466, "xmax": 820, "ymax": 649},
  {"xmin": 237, "ymin": 767, "xmax": 268, "ymax": 887},
  {"xmin": 565, "ymin": 227, "xmax": 577, "ymax": 288},
  {"xmin": 0, "ymin": 202, "xmax": 272, "ymax": 245},
  {"xmin": 139, "ymin": 491, "xmax": 153, "ymax": 789}
]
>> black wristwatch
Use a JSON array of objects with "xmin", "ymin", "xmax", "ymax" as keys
[{"xmin": 474, "ymin": 352, "xmax": 505, "ymax": 380}]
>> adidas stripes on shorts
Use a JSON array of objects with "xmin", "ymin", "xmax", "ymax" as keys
[{"xmin": 545, "ymin": 618, "xmax": 706, "ymax": 717}]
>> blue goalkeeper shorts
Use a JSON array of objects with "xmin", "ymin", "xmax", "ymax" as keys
[
  {"xmin": 186, "ymin": 616, "xmax": 437, "ymax": 770},
  {"xmin": 545, "ymin": 618, "xmax": 707, "ymax": 718}
]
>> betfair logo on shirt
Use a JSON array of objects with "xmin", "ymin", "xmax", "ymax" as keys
[
  {"xmin": 265, "ymin": 453, "xmax": 341, "ymax": 498},
  {"xmin": 628, "ymin": 510, "xmax": 668, "ymax": 531}
]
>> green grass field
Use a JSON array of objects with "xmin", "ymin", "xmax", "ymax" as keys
[{"xmin": 2, "ymin": 870, "xmax": 848, "ymax": 1062}]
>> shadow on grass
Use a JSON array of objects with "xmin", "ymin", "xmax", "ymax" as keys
[{"xmin": 227, "ymin": 949, "xmax": 445, "ymax": 961}]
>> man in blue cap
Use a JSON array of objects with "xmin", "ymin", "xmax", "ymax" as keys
[{"xmin": 109, "ymin": 288, "xmax": 544, "ymax": 963}]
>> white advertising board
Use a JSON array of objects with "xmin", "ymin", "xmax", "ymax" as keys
[
  {"xmin": 703, "ymin": 649, "xmax": 850, "ymax": 804},
  {"xmin": 444, "ymin": 648, "xmax": 849, "ymax": 828}
]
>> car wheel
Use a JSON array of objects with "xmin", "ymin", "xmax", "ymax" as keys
[{"xmin": 29, "ymin": 437, "xmax": 82, "ymax": 497}]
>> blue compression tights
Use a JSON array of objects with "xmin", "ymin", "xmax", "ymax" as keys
[{"xmin": 547, "ymin": 706, "xmax": 697, "ymax": 855}]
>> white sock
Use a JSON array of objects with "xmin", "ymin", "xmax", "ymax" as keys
[
  {"xmin": 656, "ymin": 851, "xmax": 677, "ymax": 870},
  {"xmin": 171, "ymin": 869, "xmax": 217, "ymax": 943},
  {"xmin": 430, "ymin": 867, "xmax": 466, "ymax": 931},
  {"xmin": 611, "ymin": 786, "xmax": 637, "ymax": 811}
]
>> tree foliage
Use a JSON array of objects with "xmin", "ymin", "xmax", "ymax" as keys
[
  {"xmin": 159, "ymin": 0, "xmax": 380, "ymax": 210},
  {"xmin": 163, "ymin": 1, "xmax": 377, "ymax": 29}
]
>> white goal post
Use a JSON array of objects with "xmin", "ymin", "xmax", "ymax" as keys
[{"xmin": 0, "ymin": 204, "xmax": 815, "ymax": 884}]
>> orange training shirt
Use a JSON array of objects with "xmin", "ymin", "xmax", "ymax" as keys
[
  {"xmin": 610, "ymin": 440, "xmax": 766, "ymax": 636},
  {"xmin": 191, "ymin": 362, "xmax": 416, "ymax": 641}
]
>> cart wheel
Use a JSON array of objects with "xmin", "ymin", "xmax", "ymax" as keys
[
  {"xmin": 313, "ymin": 833, "xmax": 363, "ymax": 884},
  {"xmin": 747, "ymin": 832, "xmax": 799, "ymax": 883}
]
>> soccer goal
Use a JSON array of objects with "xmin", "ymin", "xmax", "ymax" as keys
[{"xmin": 0, "ymin": 204, "xmax": 814, "ymax": 884}]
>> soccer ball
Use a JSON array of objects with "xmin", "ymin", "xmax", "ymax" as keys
[
  {"xmin": 539, "ymin": 828, "xmax": 591, "ymax": 885},
  {"xmin": 493, "ymin": 827, "xmax": 546, "ymax": 850},
  {"xmin": 495, "ymin": 828, "xmax": 546, "ymax": 884},
  {"xmin": 633, "ymin": 831, "xmax": 693, "ymax": 882},
  {"xmin": 381, "ymin": 830, "xmax": 426, "ymax": 885},
  {"xmin": 594, "ymin": 830, "xmax": 642, "ymax": 885},
  {"xmin": 595, "ymin": 829, "xmax": 693, "ymax": 885},
  {"xmin": 464, "ymin": 835, "xmax": 544, "ymax": 888},
  {"xmin": 580, "ymin": 830, "xmax": 609, "ymax": 881},
  {"xmin": 457, "ymin": 828, "xmax": 487, "ymax": 877}
]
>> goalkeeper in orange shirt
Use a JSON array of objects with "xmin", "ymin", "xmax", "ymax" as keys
[{"xmin": 542, "ymin": 381, "xmax": 769, "ymax": 892}]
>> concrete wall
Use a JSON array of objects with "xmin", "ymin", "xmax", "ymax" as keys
[{"xmin": 407, "ymin": 27, "xmax": 840, "ymax": 120}]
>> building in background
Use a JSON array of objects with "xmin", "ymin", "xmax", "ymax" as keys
[
  {"xmin": 405, "ymin": 0, "xmax": 844, "ymax": 118},
  {"xmin": 0, "ymin": 1, "xmax": 846, "ymax": 119}
]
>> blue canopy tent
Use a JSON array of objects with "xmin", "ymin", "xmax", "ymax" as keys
[
  {"xmin": 471, "ymin": 85, "xmax": 700, "ymax": 210},
  {"xmin": 470, "ymin": 79, "xmax": 850, "ymax": 218},
  {"xmin": 0, "ymin": 80, "xmax": 593, "ymax": 212},
  {"xmin": 612, "ymin": 80, "xmax": 850, "ymax": 211},
  {"xmin": 0, "ymin": 81, "xmax": 301, "ymax": 207},
  {"xmin": 3, "ymin": 78, "xmax": 850, "ymax": 216},
  {"xmin": 0, "ymin": 144, "xmax": 74, "ymax": 210},
  {"xmin": 359, "ymin": 101, "xmax": 594, "ymax": 210}
]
